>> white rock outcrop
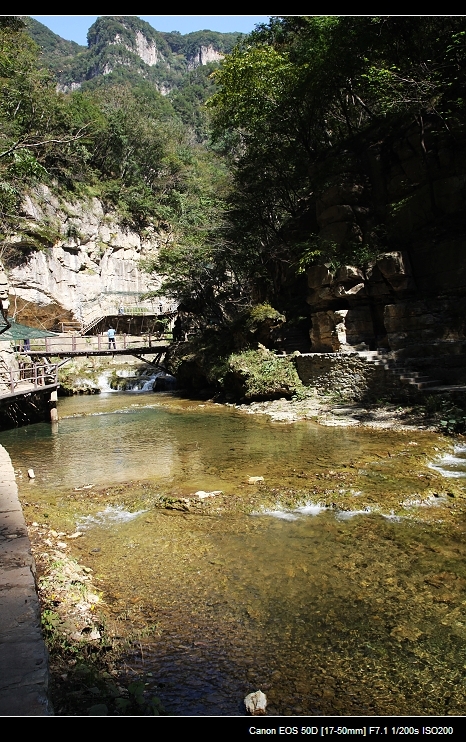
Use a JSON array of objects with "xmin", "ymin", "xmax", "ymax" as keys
[
  {"xmin": 187, "ymin": 45, "xmax": 224, "ymax": 69},
  {"xmin": 7, "ymin": 186, "xmax": 171, "ymax": 328},
  {"xmin": 109, "ymin": 31, "xmax": 164, "ymax": 67}
]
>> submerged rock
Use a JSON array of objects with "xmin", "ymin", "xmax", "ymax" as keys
[{"xmin": 195, "ymin": 490, "xmax": 223, "ymax": 500}]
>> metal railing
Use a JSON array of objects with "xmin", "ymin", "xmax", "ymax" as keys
[
  {"xmin": 118, "ymin": 306, "xmax": 149, "ymax": 315},
  {"xmin": 80, "ymin": 306, "xmax": 175, "ymax": 335}
]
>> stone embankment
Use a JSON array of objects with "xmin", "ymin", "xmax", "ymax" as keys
[{"xmin": 0, "ymin": 445, "xmax": 51, "ymax": 715}]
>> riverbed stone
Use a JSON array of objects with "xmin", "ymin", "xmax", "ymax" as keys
[{"xmin": 244, "ymin": 689, "xmax": 267, "ymax": 715}]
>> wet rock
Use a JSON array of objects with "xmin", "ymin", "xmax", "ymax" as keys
[
  {"xmin": 390, "ymin": 624, "xmax": 423, "ymax": 641},
  {"xmin": 153, "ymin": 373, "xmax": 177, "ymax": 392},
  {"xmin": 245, "ymin": 690, "xmax": 267, "ymax": 715},
  {"xmin": 195, "ymin": 490, "xmax": 223, "ymax": 500}
]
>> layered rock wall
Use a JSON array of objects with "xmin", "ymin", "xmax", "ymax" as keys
[
  {"xmin": 294, "ymin": 353, "xmax": 400, "ymax": 401},
  {"xmin": 5, "ymin": 186, "xmax": 170, "ymax": 330},
  {"xmin": 305, "ymin": 116, "xmax": 466, "ymax": 383}
]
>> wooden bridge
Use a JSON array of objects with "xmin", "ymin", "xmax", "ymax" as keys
[
  {"xmin": 24, "ymin": 335, "xmax": 169, "ymax": 367},
  {"xmin": 0, "ymin": 361, "xmax": 60, "ymax": 429},
  {"xmin": 18, "ymin": 333, "xmax": 169, "ymax": 357},
  {"xmin": 27, "ymin": 345, "xmax": 168, "ymax": 361},
  {"xmin": 0, "ymin": 362, "xmax": 59, "ymax": 399},
  {"xmin": 0, "ymin": 335, "xmax": 170, "ymax": 428}
]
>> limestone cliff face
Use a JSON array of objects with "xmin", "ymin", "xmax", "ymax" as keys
[
  {"xmin": 108, "ymin": 30, "xmax": 165, "ymax": 67},
  {"xmin": 6, "ymin": 186, "xmax": 171, "ymax": 330},
  {"xmin": 187, "ymin": 45, "xmax": 224, "ymax": 70}
]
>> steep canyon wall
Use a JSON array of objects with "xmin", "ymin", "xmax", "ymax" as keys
[
  {"xmin": 305, "ymin": 116, "xmax": 466, "ymax": 384},
  {"xmin": 4, "ymin": 185, "xmax": 170, "ymax": 331}
]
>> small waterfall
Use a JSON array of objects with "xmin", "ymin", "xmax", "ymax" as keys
[
  {"xmin": 97, "ymin": 372, "xmax": 114, "ymax": 392},
  {"xmin": 92, "ymin": 363, "xmax": 177, "ymax": 393},
  {"xmin": 106, "ymin": 367, "xmax": 176, "ymax": 392},
  {"xmin": 137, "ymin": 373, "xmax": 162, "ymax": 392}
]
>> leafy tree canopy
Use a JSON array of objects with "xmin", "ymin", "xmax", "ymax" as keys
[{"xmin": 203, "ymin": 14, "xmax": 466, "ymax": 307}]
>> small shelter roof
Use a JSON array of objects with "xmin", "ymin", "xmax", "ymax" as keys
[{"xmin": 0, "ymin": 319, "xmax": 58, "ymax": 340}]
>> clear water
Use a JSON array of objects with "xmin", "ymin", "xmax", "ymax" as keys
[{"xmin": 2, "ymin": 393, "xmax": 466, "ymax": 716}]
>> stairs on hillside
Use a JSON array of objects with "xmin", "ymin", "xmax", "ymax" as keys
[
  {"xmin": 81, "ymin": 315, "xmax": 104, "ymax": 335},
  {"xmin": 355, "ymin": 350, "xmax": 453, "ymax": 392}
]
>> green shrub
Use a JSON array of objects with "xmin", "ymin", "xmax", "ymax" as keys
[{"xmin": 226, "ymin": 346, "xmax": 304, "ymax": 400}]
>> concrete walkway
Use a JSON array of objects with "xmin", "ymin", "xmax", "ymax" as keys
[{"xmin": 0, "ymin": 445, "xmax": 52, "ymax": 715}]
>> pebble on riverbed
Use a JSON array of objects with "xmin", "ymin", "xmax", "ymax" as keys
[
  {"xmin": 194, "ymin": 490, "xmax": 223, "ymax": 500},
  {"xmin": 245, "ymin": 690, "xmax": 267, "ymax": 715}
]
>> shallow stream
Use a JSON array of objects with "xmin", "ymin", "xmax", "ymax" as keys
[{"xmin": 2, "ymin": 393, "xmax": 466, "ymax": 715}]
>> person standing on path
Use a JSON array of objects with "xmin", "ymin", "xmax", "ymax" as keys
[{"xmin": 107, "ymin": 326, "xmax": 116, "ymax": 349}]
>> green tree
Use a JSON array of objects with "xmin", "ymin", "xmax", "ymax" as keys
[
  {"xmin": 0, "ymin": 17, "xmax": 92, "ymax": 245},
  {"xmin": 206, "ymin": 15, "xmax": 466, "ymax": 303}
]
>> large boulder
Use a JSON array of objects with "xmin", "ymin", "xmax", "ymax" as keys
[
  {"xmin": 306, "ymin": 264, "xmax": 333, "ymax": 289},
  {"xmin": 376, "ymin": 251, "xmax": 414, "ymax": 292}
]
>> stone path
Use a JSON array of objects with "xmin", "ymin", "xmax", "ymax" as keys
[{"xmin": 0, "ymin": 445, "xmax": 52, "ymax": 715}]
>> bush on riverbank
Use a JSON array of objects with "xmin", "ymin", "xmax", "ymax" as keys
[
  {"xmin": 166, "ymin": 335, "xmax": 305, "ymax": 401},
  {"xmin": 223, "ymin": 346, "xmax": 304, "ymax": 401}
]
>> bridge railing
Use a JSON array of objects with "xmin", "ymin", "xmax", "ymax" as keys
[
  {"xmin": 1, "ymin": 362, "xmax": 59, "ymax": 396},
  {"xmin": 17, "ymin": 333, "xmax": 171, "ymax": 354}
]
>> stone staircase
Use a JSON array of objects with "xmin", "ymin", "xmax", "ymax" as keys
[
  {"xmin": 81, "ymin": 315, "xmax": 103, "ymax": 335},
  {"xmin": 355, "ymin": 350, "xmax": 444, "ymax": 392}
]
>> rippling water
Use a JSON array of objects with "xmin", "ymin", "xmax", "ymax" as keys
[
  {"xmin": 429, "ymin": 444, "xmax": 466, "ymax": 478},
  {"xmin": 2, "ymin": 393, "xmax": 466, "ymax": 715}
]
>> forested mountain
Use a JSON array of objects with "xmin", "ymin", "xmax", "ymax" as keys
[
  {"xmin": 3, "ymin": 16, "xmax": 466, "ymax": 346},
  {"xmin": 0, "ymin": 16, "xmax": 229, "ymax": 273},
  {"xmin": 22, "ymin": 16, "xmax": 243, "ymax": 142},
  {"xmin": 24, "ymin": 16, "xmax": 241, "ymax": 94}
]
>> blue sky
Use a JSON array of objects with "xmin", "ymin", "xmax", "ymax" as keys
[{"xmin": 30, "ymin": 16, "xmax": 272, "ymax": 46}]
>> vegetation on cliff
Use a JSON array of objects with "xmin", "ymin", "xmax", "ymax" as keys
[
  {"xmin": 145, "ymin": 16, "xmax": 466, "ymax": 336},
  {"xmin": 3, "ymin": 16, "xmax": 466, "ymax": 398},
  {"xmin": 0, "ymin": 17, "xmax": 229, "ymax": 269},
  {"xmin": 205, "ymin": 16, "xmax": 466, "ymax": 305}
]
